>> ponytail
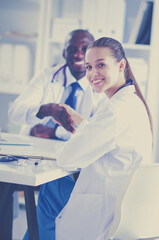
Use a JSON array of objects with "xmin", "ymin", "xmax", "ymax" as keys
[{"xmin": 125, "ymin": 59, "xmax": 153, "ymax": 136}]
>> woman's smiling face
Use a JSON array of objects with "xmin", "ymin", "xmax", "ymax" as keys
[{"xmin": 85, "ymin": 47, "xmax": 125, "ymax": 98}]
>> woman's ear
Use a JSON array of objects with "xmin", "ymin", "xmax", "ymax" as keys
[{"xmin": 119, "ymin": 58, "xmax": 126, "ymax": 72}]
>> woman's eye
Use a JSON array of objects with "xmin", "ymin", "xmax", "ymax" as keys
[{"xmin": 98, "ymin": 63, "xmax": 105, "ymax": 68}]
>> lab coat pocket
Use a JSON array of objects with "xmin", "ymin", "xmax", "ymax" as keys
[{"xmin": 56, "ymin": 192, "xmax": 102, "ymax": 240}]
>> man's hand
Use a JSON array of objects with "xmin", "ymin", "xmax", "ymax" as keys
[
  {"xmin": 30, "ymin": 124, "xmax": 57, "ymax": 139},
  {"xmin": 36, "ymin": 103, "xmax": 75, "ymax": 133}
]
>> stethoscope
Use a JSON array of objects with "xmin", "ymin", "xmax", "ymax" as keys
[
  {"xmin": 51, "ymin": 64, "xmax": 67, "ymax": 87},
  {"xmin": 115, "ymin": 79, "xmax": 134, "ymax": 94}
]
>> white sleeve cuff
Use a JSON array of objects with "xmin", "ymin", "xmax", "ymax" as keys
[{"xmin": 55, "ymin": 126, "xmax": 72, "ymax": 141}]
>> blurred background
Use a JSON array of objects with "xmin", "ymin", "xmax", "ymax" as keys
[
  {"xmin": 0, "ymin": 0, "xmax": 159, "ymax": 163},
  {"xmin": 0, "ymin": 1, "xmax": 159, "ymax": 239}
]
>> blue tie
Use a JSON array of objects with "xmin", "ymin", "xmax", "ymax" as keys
[
  {"xmin": 65, "ymin": 82, "xmax": 80, "ymax": 109},
  {"xmin": 46, "ymin": 82, "xmax": 80, "ymax": 128}
]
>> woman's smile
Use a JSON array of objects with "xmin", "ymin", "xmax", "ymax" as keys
[{"xmin": 92, "ymin": 78, "xmax": 104, "ymax": 86}]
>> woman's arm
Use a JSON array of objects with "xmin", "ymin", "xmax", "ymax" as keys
[{"xmin": 57, "ymin": 103, "xmax": 117, "ymax": 171}]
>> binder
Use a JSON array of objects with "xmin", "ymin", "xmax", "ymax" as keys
[
  {"xmin": 128, "ymin": 1, "xmax": 153, "ymax": 45},
  {"xmin": 12, "ymin": 44, "xmax": 31, "ymax": 91},
  {"xmin": 135, "ymin": 1, "xmax": 153, "ymax": 45},
  {"xmin": 0, "ymin": 44, "xmax": 13, "ymax": 90}
]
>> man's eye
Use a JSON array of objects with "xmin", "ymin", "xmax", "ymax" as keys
[
  {"xmin": 86, "ymin": 66, "xmax": 92, "ymax": 70},
  {"xmin": 82, "ymin": 46, "xmax": 88, "ymax": 53},
  {"xmin": 67, "ymin": 47, "xmax": 77, "ymax": 53}
]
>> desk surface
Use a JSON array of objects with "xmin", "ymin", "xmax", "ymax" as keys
[{"xmin": 0, "ymin": 133, "xmax": 74, "ymax": 186}]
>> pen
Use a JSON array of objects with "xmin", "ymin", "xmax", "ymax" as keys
[
  {"xmin": 0, "ymin": 155, "xmax": 29, "ymax": 162},
  {"xmin": 0, "ymin": 156, "xmax": 19, "ymax": 162},
  {"xmin": 8, "ymin": 155, "xmax": 29, "ymax": 160}
]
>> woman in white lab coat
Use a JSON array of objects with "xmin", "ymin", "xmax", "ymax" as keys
[
  {"xmin": 54, "ymin": 37, "xmax": 153, "ymax": 240},
  {"xmin": 31, "ymin": 37, "xmax": 152, "ymax": 240}
]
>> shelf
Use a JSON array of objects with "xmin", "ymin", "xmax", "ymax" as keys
[
  {"xmin": 123, "ymin": 43, "xmax": 151, "ymax": 51},
  {"xmin": 0, "ymin": 82, "xmax": 28, "ymax": 95},
  {"xmin": 0, "ymin": 34, "xmax": 38, "ymax": 44},
  {"xmin": 0, "ymin": 88, "xmax": 22, "ymax": 95},
  {"xmin": 48, "ymin": 38, "xmax": 63, "ymax": 44},
  {"xmin": 48, "ymin": 40, "xmax": 151, "ymax": 50}
]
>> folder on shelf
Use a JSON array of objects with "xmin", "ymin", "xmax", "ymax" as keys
[
  {"xmin": 12, "ymin": 44, "xmax": 31, "ymax": 91},
  {"xmin": 128, "ymin": 1, "xmax": 147, "ymax": 44},
  {"xmin": 82, "ymin": 0, "xmax": 125, "ymax": 42},
  {"xmin": 0, "ymin": 44, "xmax": 13, "ymax": 90},
  {"xmin": 128, "ymin": 57, "xmax": 148, "ymax": 96},
  {"xmin": 128, "ymin": 1, "xmax": 153, "ymax": 45},
  {"xmin": 51, "ymin": 18, "xmax": 80, "ymax": 43},
  {"xmin": 135, "ymin": 1, "xmax": 153, "ymax": 45}
]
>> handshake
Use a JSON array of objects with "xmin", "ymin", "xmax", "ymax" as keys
[{"xmin": 30, "ymin": 103, "xmax": 84, "ymax": 139}]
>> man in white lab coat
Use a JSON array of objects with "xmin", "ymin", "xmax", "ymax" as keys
[
  {"xmin": 9, "ymin": 29, "xmax": 103, "ymax": 140},
  {"xmin": 0, "ymin": 29, "xmax": 104, "ymax": 240}
]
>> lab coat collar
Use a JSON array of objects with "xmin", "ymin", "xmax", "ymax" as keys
[
  {"xmin": 111, "ymin": 85, "xmax": 136, "ymax": 100},
  {"xmin": 65, "ymin": 66, "xmax": 89, "ymax": 92}
]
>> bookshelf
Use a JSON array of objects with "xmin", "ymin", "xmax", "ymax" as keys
[
  {"xmin": 40, "ymin": 0, "xmax": 159, "ymax": 163},
  {"xmin": 0, "ymin": 0, "xmax": 154, "ymax": 96},
  {"xmin": 41, "ymin": 0, "xmax": 126, "ymax": 69},
  {"xmin": 0, "ymin": 0, "xmax": 44, "ymax": 132},
  {"xmin": 40, "ymin": 0, "xmax": 154, "ymax": 99},
  {"xmin": 1, "ymin": 0, "xmax": 159, "ymax": 147},
  {"xmin": 0, "ymin": 0, "xmax": 42, "ymax": 94}
]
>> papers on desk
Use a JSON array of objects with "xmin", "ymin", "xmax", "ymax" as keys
[
  {"xmin": 0, "ymin": 133, "xmax": 64, "ymax": 161},
  {"xmin": 1, "ymin": 135, "xmax": 32, "ymax": 146}
]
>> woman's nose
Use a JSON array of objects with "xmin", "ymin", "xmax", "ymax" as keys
[{"xmin": 91, "ymin": 68, "xmax": 99, "ymax": 76}]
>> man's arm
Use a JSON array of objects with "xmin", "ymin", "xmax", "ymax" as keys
[{"xmin": 8, "ymin": 69, "xmax": 48, "ymax": 125}]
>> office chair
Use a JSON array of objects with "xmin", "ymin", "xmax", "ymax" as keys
[{"xmin": 106, "ymin": 164, "xmax": 159, "ymax": 240}]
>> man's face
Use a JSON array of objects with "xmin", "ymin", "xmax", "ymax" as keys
[{"xmin": 63, "ymin": 32, "xmax": 94, "ymax": 80}]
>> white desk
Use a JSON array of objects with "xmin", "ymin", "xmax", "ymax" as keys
[{"xmin": 0, "ymin": 133, "xmax": 74, "ymax": 240}]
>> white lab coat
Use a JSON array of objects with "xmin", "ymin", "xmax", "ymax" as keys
[
  {"xmin": 8, "ymin": 65, "xmax": 104, "ymax": 140},
  {"xmin": 56, "ymin": 85, "xmax": 152, "ymax": 240}
]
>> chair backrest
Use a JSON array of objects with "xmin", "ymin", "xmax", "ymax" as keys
[{"xmin": 106, "ymin": 164, "xmax": 159, "ymax": 240}]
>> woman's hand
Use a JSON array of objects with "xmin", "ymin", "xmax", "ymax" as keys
[{"xmin": 59, "ymin": 104, "xmax": 85, "ymax": 127}]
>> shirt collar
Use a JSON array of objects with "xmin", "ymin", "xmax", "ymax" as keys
[{"xmin": 65, "ymin": 66, "xmax": 89, "ymax": 91}]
